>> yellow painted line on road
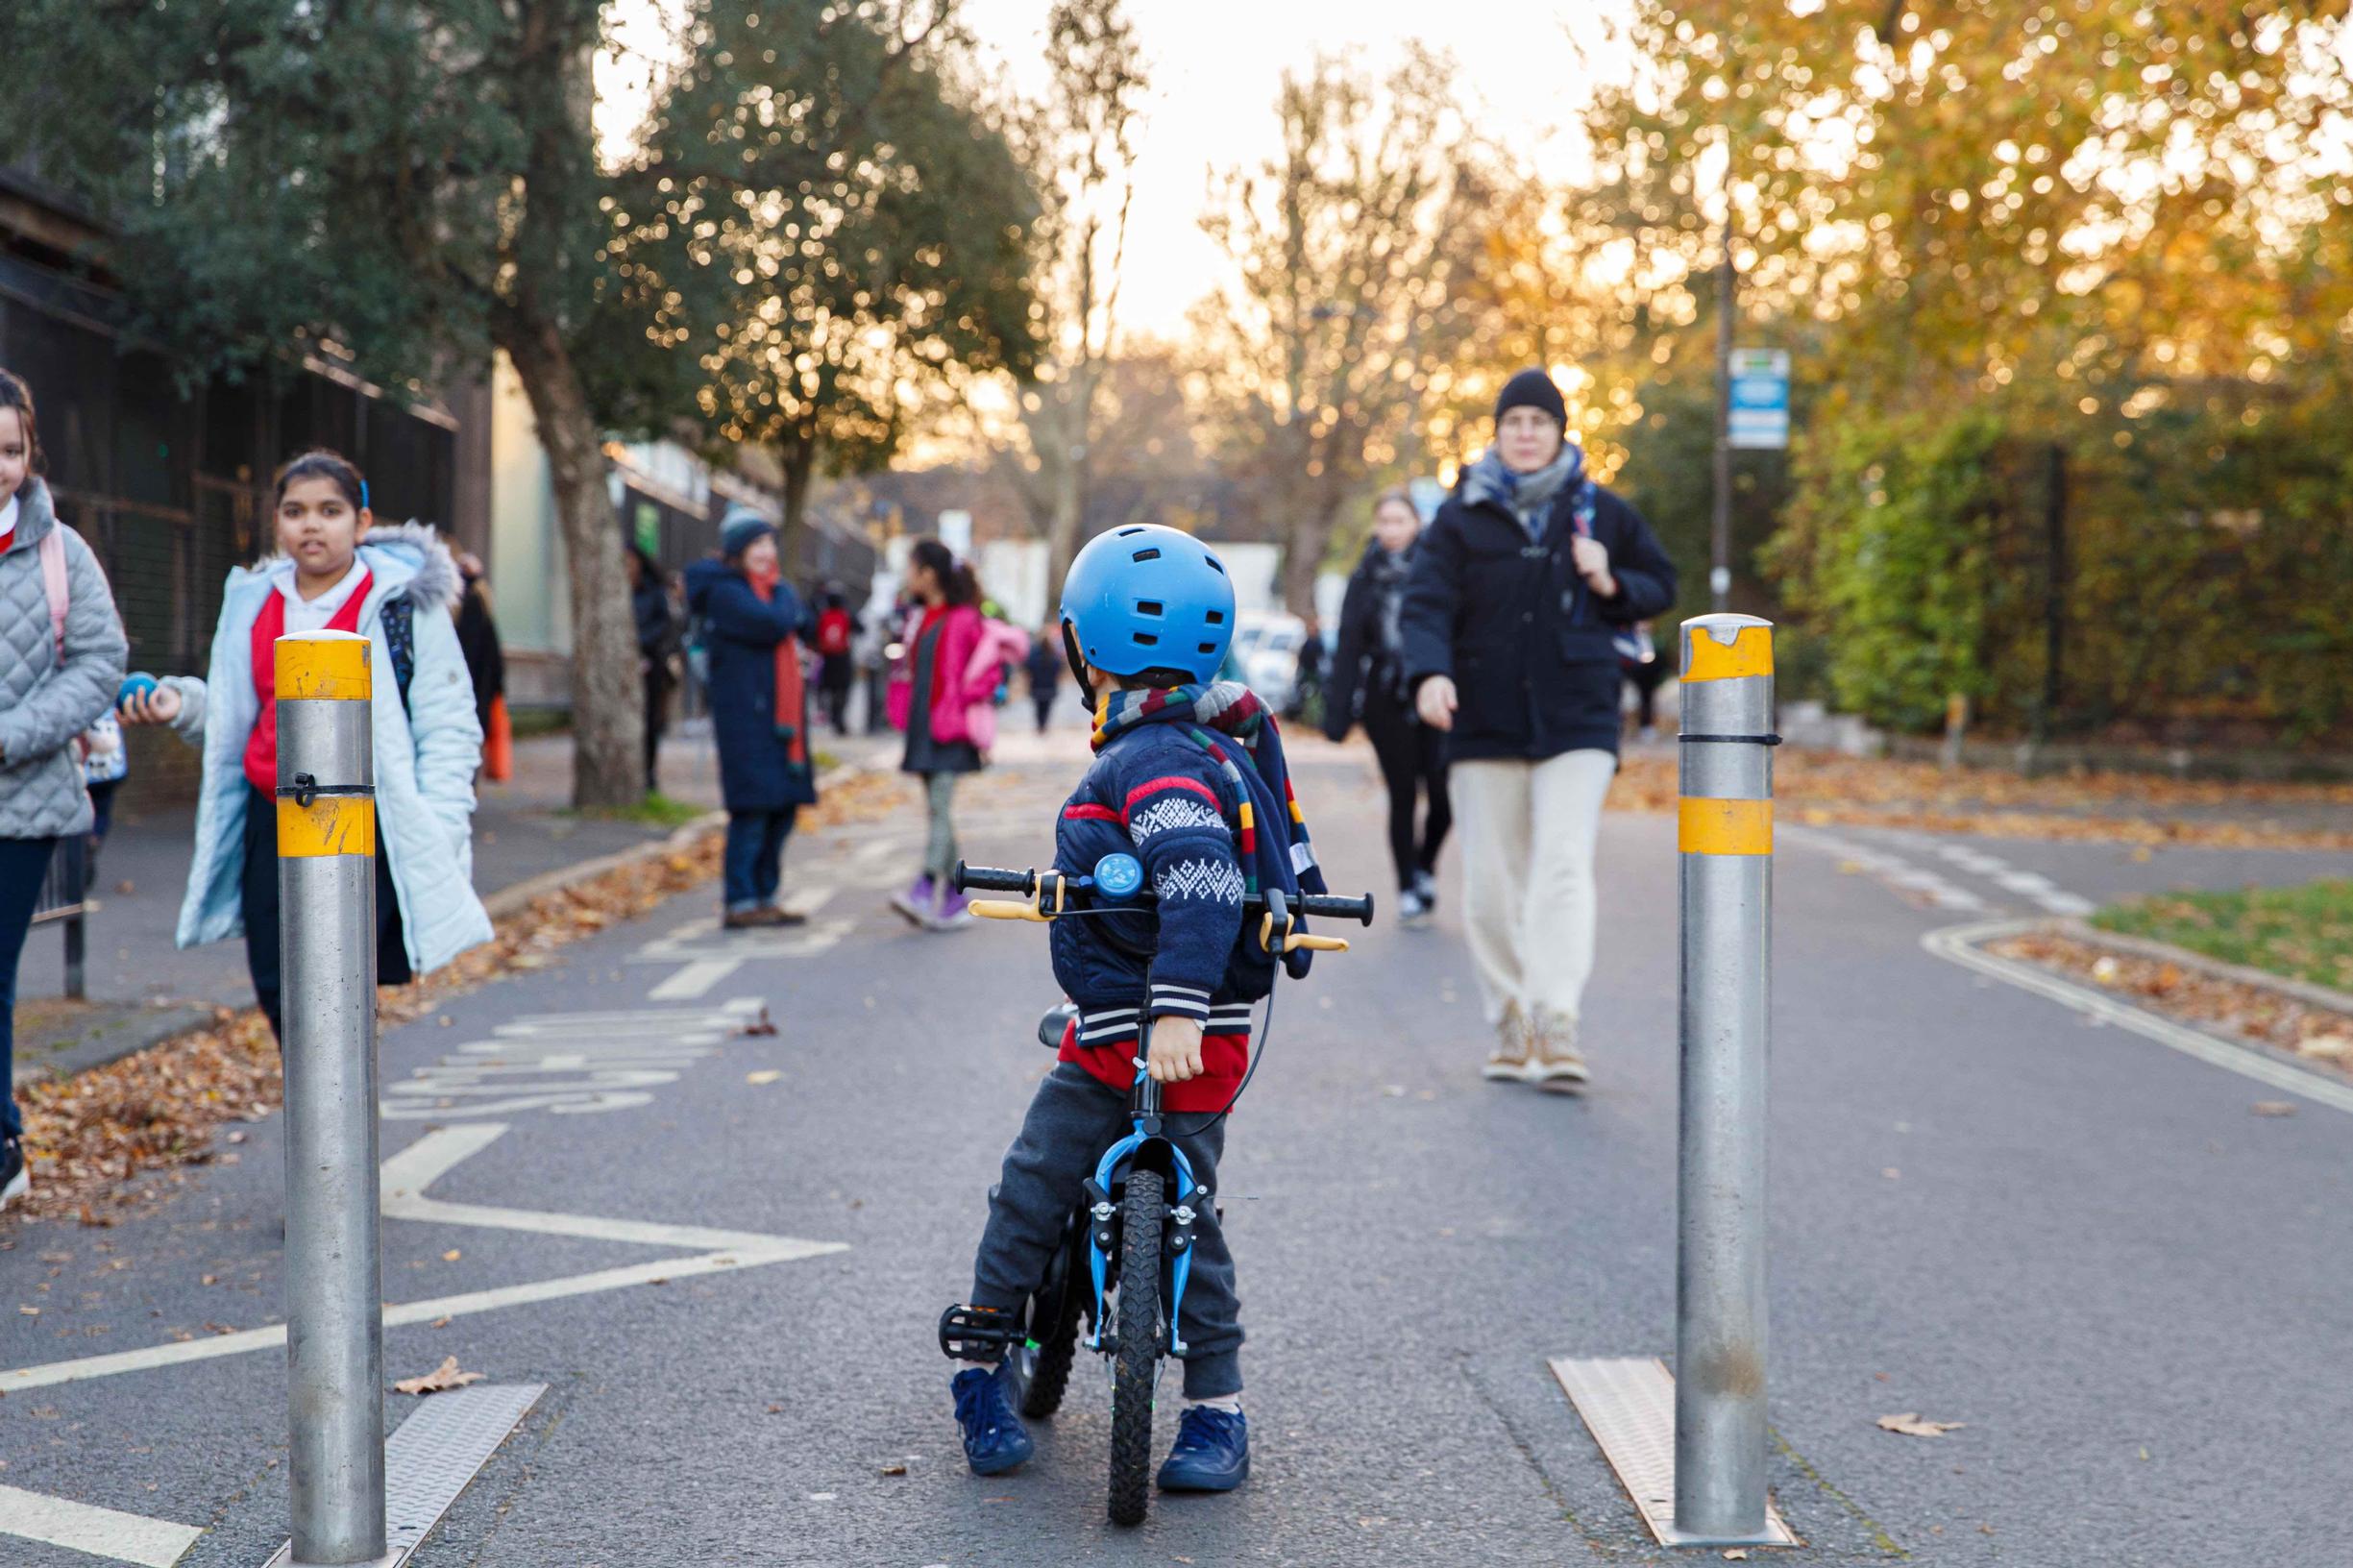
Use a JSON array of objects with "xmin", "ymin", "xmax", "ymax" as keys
[{"xmin": 1679, "ymin": 797, "xmax": 1773, "ymax": 856}]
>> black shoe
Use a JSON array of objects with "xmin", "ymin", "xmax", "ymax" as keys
[{"xmin": 1, "ymin": 1137, "xmax": 29, "ymax": 1212}]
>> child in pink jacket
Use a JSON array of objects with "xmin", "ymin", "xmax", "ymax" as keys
[{"xmin": 888, "ymin": 539, "xmax": 1030, "ymax": 928}]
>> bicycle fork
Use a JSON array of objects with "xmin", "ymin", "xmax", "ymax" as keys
[{"xmin": 1084, "ymin": 1067, "xmax": 1202, "ymax": 1358}]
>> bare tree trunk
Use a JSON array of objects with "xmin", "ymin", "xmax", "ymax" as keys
[
  {"xmin": 1043, "ymin": 414, "xmax": 1089, "ymax": 610},
  {"xmin": 1282, "ymin": 489, "xmax": 1338, "ymax": 618},
  {"xmin": 777, "ymin": 431, "xmax": 817, "ymax": 577},
  {"xmin": 499, "ymin": 314, "xmax": 645, "ymax": 808}
]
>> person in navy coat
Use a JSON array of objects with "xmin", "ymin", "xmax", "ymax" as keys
[{"xmin": 684, "ymin": 508, "xmax": 819, "ymax": 929}]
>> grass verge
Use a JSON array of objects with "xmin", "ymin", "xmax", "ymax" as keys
[{"xmin": 2092, "ymin": 879, "xmax": 2353, "ymax": 994}]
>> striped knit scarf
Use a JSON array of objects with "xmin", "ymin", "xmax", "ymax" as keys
[{"xmin": 1091, "ymin": 680, "xmax": 1328, "ymax": 900}]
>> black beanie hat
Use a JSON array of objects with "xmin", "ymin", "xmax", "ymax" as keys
[{"xmin": 1494, "ymin": 368, "xmax": 1567, "ymax": 428}]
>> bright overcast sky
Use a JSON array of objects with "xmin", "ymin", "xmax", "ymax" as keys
[
  {"xmin": 601, "ymin": 2, "xmax": 1630, "ymax": 339},
  {"xmin": 960, "ymin": 1, "xmax": 1630, "ymax": 336}
]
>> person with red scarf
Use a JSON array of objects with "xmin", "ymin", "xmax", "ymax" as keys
[{"xmin": 684, "ymin": 508, "xmax": 818, "ymax": 929}]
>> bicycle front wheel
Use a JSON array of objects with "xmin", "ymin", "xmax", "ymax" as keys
[{"xmin": 1108, "ymin": 1167, "xmax": 1164, "ymax": 1528}]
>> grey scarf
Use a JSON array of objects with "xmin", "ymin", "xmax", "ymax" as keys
[{"xmin": 1464, "ymin": 444, "xmax": 1586, "ymax": 541}]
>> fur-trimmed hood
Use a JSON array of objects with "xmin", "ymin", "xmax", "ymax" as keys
[{"xmin": 241, "ymin": 520, "xmax": 463, "ymax": 612}]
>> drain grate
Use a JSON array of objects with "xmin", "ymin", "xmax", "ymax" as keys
[
  {"xmin": 262, "ymin": 1383, "xmax": 545, "ymax": 1567},
  {"xmin": 1548, "ymin": 1356, "xmax": 1797, "ymax": 1549}
]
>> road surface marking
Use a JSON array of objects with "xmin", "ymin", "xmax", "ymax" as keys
[
  {"xmin": 631, "ymin": 917, "xmax": 855, "ymax": 965},
  {"xmin": 650, "ymin": 957, "xmax": 743, "ymax": 999},
  {"xmin": 1926, "ymin": 843, "xmax": 2097, "ymax": 915},
  {"xmin": 382, "ymin": 1003, "xmax": 748, "ymax": 1120},
  {"xmin": 1783, "ymin": 827, "xmax": 1990, "ymax": 912},
  {"xmin": 2, "ymin": 1127, "xmax": 846, "ymax": 1395},
  {"xmin": 1924, "ymin": 918, "xmax": 2353, "ymax": 1116},
  {"xmin": 0, "ymin": 1482, "xmax": 203, "ymax": 1566}
]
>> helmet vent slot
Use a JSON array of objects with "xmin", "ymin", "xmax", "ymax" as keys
[
  {"xmin": 1131, "ymin": 548, "xmax": 1162, "ymax": 562},
  {"xmin": 1133, "ymin": 632, "xmax": 1160, "ymax": 647},
  {"xmin": 1137, "ymin": 600, "xmax": 1164, "ymax": 616},
  {"xmin": 1198, "ymin": 643, "xmax": 1219, "ymax": 655},
  {"xmin": 1205, "ymin": 609, "xmax": 1225, "ymax": 625}
]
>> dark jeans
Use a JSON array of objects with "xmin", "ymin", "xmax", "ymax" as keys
[
  {"xmin": 241, "ymin": 786, "xmax": 409, "ymax": 1042},
  {"xmin": 820, "ymin": 656, "xmax": 854, "ymax": 734},
  {"xmin": 972, "ymin": 1062, "xmax": 1241, "ymax": 1399},
  {"xmin": 1626, "ymin": 662, "xmax": 1670, "ymax": 730},
  {"xmin": 1031, "ymin": 692, "xmax": 1056, "ymax": 734},
  {"xmin": 644, "ymin": 668, "xmax": 673, "ymax": 792},
  {"xmin": 1361, "ymin": 682, "xmax": 1453, "ymax": 891},
  {"xmin": 0, "ymin": 836, "xmax": 57, "ymax": 1140},
  {"xmin": 723, "ymin": 807, "xmax": 797, "ymax": 912}
]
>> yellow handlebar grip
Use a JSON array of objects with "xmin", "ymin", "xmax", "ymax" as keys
[
  {"xmin": 969, "ymin": 899, "xmax": 1050, "ymax": 923},
  {"xmin": 1286, "ymin": 934, "xmax": 1351, "ymax": 953}
]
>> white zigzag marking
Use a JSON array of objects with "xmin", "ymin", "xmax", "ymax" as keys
[
  {"xmin": 1129, "ymin": 797, "xmax": 1230, "ymax": 840},
  {"xmin": 1155, "ymin": 858, "xmax": 1246, "ymax": 905}
]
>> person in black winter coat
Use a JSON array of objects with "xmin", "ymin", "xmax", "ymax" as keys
[
  {"xmin": 1023, "ymin": 624, "xmax": 1064, "ymax": 733},
  {"xmin": 626, "ymin": 545, "xmax": 676, "ymax": 792},
  {"xmin": 1401, "ymin": 367, "xmax": 1676, "ymax": 1090},
  {"xmin": 1324, "ymin": 486, "xmax": 1451, "ymax": 923},
  {"xmin": 453, "ymin": 553, "xmax": 504, "ymax": 737}
]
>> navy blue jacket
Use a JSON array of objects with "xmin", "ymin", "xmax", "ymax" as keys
[
  {"xmin": 1400, "ymin": 478, "xmax": 1676, "ymax": 761},
  {"xmin": 1049, "ymin": 724, "xmax": 1257, "ymax": 1051},
  {"xmin": 684, "ymin": 559, "xmax": 818, "ymax": 812}
]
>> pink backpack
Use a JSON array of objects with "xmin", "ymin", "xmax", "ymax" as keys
[{"xmin": 37, "ymin": 526, "xmax": 69, "ymax": 655}]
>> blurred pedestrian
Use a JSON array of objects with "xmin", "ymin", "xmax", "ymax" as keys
[
  {"xmin": 814, "ymin": 587, "xmax": 856, "ymax": 734},
  {"xmin": 1619, "ymin": 620, "xmax": 1668, "ymax": 736},
  {"xmin": 453, "ymin": 551, "xmax": 506, "ymax": 784},
  {"xmin": 887, "ymin": 539, "xmax": 1025, "ymax": 929},
  {"xmin": 1289, "ymin": 616, "xmax": 1326, "ymax": 724},
  {"xmin": 683, "ymin": 508, "xmax": 817, "ymax": 930},
  {"xmin": 1024, "ymin": 620, "xmax": 1065, "ymax": 734},
  {"xmin": 858, "ymin": 592, "xmax": 897, "ymax": 736},
  {"xmin": 0, "ymin": 369, "xmax": 128, "ymax": 1211},
  {"xmin": 120, "ymin": 449, "xmax": 490, "ymax": 1043},
  {"xmin": 1326, "ymin": 486, "xmax": 1451, "ymax": 924},
  {"xmin": 1402, "ymin": 368, "xmax": 1677, "ymax": 1090},
  {"xmin": 625, "ymin": 544, "xmax": 676, "ymax": 793}
]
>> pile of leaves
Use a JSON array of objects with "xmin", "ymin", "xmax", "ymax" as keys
[
  {"xmin": 6, "ymin": 772, "xmax": 900, "ymax": 1230},
  {"xmin": 1611, "ymin": 749, "xmax": 2353, "ymax": 850},
  {"xmin": 1988, "ymin": 930, "xmax": 2353, "ymax": 1072}
]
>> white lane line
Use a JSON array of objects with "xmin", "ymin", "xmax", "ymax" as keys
[
  {"xmin": 1783, "ymin": 826, "xmax": 1991, "ymax": 912},
  {"xmin": 0, "ymin": 1482, "xmax": 203, "ymax": 1566},
  {"xmin": 649, "ymin": 958, "xmax": 744, "ymax": 1000},
  {"xmin": 3, "ymin": 1127, "xmax": 848, "ymax": 1395},
  {"xmin": 1924, "ymin": 919, "xmax": 2353, "ymax": 1117},
  {"xmin": 1925, "ymin": 842, "xmax": 2099, "ymax": 916}
]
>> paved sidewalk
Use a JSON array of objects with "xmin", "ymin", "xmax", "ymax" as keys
[{"xmin": 12, "ymin": 720, "xmax": 890, "ymax": 1078}]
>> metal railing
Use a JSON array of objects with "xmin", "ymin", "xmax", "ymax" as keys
[{"xmin": 29, "ymin": 834, "xmax": 88, "ymax": 1001}]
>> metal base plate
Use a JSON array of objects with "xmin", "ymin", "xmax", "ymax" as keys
[
  {"xmin": 263, "ymin": 1383, "xmax": 546, "ymax": 1567},
  {"xmin": 1549, "ymin": 1357, "xmax": 1798, "ymax": 1549}
]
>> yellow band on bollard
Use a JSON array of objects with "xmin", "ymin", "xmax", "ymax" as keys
[
  {"xmin": 1682, "ymin": 625, "xmax": 1773, "ymax": 683},
  {"xmin": 278, "ymin": 796, "xmax": 376, "ymax": 858},
  {"xmin": 1679, "ymin": 797, "xmax": 1773, "ymax": 856},
  {"xmin": 277, "ymin": 636, "xmax": 372, "ymax": 700}
]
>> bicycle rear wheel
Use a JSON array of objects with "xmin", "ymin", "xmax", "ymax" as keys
[
  {"xmin": 1021, "ymin": 1222, "xmax": 1084, "ymax": 1420},
  {"xmin": 1108, "ymin": 1167, "xmax": 1164, "ymax": 1528}
]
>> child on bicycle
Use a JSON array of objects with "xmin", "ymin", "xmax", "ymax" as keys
[{"xmin": 944, "ymin": 524, "xmax": 1329, "ymax": 1495}]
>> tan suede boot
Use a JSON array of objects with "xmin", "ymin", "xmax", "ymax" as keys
[
  {"xmin": 1483, "ymin": 1001, "xmax": 1532, "ymax": 1082},
  {"xmin": 1526, "ymin": 1006, "xmax": 1589, "ymax": 1093}
]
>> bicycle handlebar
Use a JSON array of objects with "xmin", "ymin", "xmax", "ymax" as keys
[{"xmin": 951, "ymin": 861, "xmax": 1377, "ymax": 926}]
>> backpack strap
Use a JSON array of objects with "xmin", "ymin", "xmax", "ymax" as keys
[
  {"xmin": 381, "ymin": 595, "xmax": 417, "ymax": 713},
  {"xmin": 37, "ymin": 527, "xmax": 69, "ymax": 658}
]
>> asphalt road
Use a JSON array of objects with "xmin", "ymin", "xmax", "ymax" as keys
[{"xmin": 6, "ymin": 726, "xmax": 2351, "ymax": 1566}]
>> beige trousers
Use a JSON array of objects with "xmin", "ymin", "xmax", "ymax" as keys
[{"xmin": 1451, "ymin": 750, "xmax": 1617, "ymax": 1028}]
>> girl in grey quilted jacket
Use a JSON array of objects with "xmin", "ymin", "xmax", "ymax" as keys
[{"xmin": 0, "ymin": 369, "xmax": 129, "ymax": 1210}]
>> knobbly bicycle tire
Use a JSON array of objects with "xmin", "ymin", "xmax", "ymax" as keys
[
  {"xmin": 1020, "ymin": 1220, "xmax": 1085, "ymax": 1420},
  {"xmin": 1108, "ymin": 1168, "xmax": 1164, "ymax": 1527}
]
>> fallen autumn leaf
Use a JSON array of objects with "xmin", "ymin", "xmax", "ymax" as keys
[
  {"xmin": 394, "ymin": 1356, "xmax": 485, "ymax": 1396},
  {"xmin": 1877, "ymin": 1412, "xmax": 1965, "ymax": 1437}
]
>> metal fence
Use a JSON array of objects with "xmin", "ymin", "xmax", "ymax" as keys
[{"xmin": 29, "ymin": 835, "xmax": 88, "ymax": 1001}]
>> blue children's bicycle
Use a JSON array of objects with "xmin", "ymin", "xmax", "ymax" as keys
[{"xmin": 937, "ymin": 856, "xmax": 1373, "ymax": 1526}]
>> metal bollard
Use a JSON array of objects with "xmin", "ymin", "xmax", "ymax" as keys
[
  {"xmin": 275, "ymin": 629, "xmax": 389, "ymax": 1566},
  {"xmin": 1673, "ymin": 613, "xmax": 1776, "ymax": 1544}
]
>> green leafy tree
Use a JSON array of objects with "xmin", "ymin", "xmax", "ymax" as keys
[
  {"xmin": 2, "ymin": 0, "xmax": 651, "ymax": 804},
  {"xmin": 609, "ymin": 0, "xmax": 1040, "ymax": 551}
]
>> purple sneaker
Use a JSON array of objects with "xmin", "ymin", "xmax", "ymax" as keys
[
  {"xmin": 929, "ymin": 884, "xmax": 975, "ymax": 930},
  {"xmin": 891, "ymin": 874, "xmax": 936, "ymax": 927}
]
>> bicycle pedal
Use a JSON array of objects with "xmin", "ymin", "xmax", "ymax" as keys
[{"xmin": 938, "ymin": 1302, "xmax": 1021, "ymax": 1362}]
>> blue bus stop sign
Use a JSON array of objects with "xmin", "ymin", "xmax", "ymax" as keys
[{"xmin": 1728, "ymin": 349, "xmax": 1790, "ymax": 451}]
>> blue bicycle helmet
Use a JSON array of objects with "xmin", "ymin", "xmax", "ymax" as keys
[{"xmin": 1060, "ymin": 524, "xmax": 1236, "ymax": 685}]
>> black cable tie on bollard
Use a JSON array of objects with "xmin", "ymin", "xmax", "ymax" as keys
[
  {"xmin": 1676, "ymin": 733, "xmax": 1783, "ymax": 746},
  {"xmin": 275, "ymin": 772, "xmax": 375, "ymax": 806}
]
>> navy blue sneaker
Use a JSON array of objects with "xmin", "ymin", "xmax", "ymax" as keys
[
  {"xmin": 951, "ymin": 1363, "xmax": 1034, "ymax": 1476},
  {"xmin": 1156, "ymin": 1405, "xmax": 1248, "ymax": 1492}
]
